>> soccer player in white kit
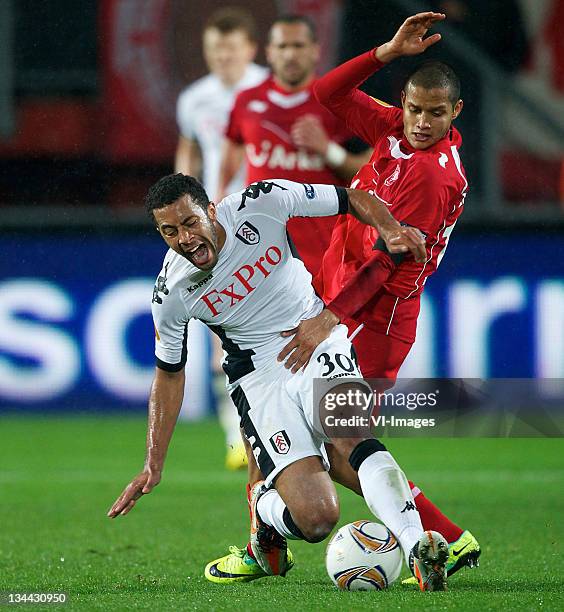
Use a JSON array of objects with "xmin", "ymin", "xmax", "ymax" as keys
[
  {"xmin": 108, "ymin": 173, "xmax": 450, "ymax": 591},
  {"xmin": 175, "ymin": 8, "xmax": 268, "ymax": 469}
]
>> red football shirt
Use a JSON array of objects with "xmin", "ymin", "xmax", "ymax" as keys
[
  {"xmin": 226, "ymin": 76, "xmax": 351, "ymax": 276},
  {"xmin": 313, "ymin": 51, "xmax": 468, "ymax": 339}
]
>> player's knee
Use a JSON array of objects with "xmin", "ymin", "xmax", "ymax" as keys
[
  {"xmin": 299, "ymin": 504, "xmax": 339, "ymax": 543},
  {"xmin": 301, "ymin": 519, "xmax": 336, "ymax": 543}
]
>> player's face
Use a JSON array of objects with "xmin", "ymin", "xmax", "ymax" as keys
[
  {"xmin": 267, "ymin": 23, "xmax": 319, "ymax": 89},
  {"xmin": 401, "ymin": 83, "xmax": 463, "ymax": 150},
  {"xmin": 153, "ymin": 196, "xmax": 225, "ymax": 270},
  {"xmin": 203, "ymin": 28, "xmax": 257, "ymax": 86}
]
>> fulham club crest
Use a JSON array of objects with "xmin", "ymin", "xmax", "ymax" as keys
[
  {"xmin": 235, "ymin": 221, "xmax": 260, "ymax": 245},
  {"xmin": 270, "ymin": 430, "xmax": 291, "ymax": 455}
]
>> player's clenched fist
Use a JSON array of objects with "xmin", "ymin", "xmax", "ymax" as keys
[
  {"xmin": 107, "ymin": 469, "xmax": 161, "ymax": 518},
  {"xmin": 384, "ymin": 226, "xmax": 427, "ymax": 263}
]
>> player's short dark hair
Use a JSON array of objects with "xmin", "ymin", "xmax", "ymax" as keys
[
  {"xmin": 269, "ymin": 14, "xmax": 317, "ymax": 42},
  {"xmin": 145, "ymin": 174, "xmax": 210, "ymax": 221},
  {"xmin": 404, "ymin": 61, "xmax": 461, "ymax": 105},
  {"xmin": 204, "ymin": 7, "xmax": 258, "ymax": 42}
]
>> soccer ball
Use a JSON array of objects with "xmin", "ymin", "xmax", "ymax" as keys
[{"xmin": 325, "ymin": 520, "xmax": 403, "ymax": 590}]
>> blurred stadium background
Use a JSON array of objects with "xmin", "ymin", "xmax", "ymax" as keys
[{"xmin": 0, "ymin": 0, "xmax": 563, "ymax": 416}]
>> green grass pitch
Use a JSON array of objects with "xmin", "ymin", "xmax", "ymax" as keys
[{"xmin": 1, "ymin": 416, "xmax": 563, "ymax": 610}]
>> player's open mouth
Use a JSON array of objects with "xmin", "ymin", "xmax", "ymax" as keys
[
  {"xmin": 185, "ymin": 243, "xmax": 212, "ymax": 267},
  {"xmin": 413, "ymin": 133, "xmax": 432, "ymax": 142}
]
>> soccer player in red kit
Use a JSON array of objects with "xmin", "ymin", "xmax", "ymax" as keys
[
  {"xmin": 309, "ymin": 14, "xmax": 466, "ymax": 380},
  {"xmin": 205, "ymin": 13, "xmax": 480, "ymax": 586},
  {"xmin": 218, "ymin": 14, "xmax": 370, "ymax": 277},
  {"xmin": 280, "ymin": 11, "xmax": 480, "ymax": 582}
]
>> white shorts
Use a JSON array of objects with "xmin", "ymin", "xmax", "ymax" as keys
[{"xmin": 230, "ymin": 325, "xmax": 364, "ymax": 487}]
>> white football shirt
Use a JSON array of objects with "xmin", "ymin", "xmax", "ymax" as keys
[
  {"xmin": 151, "ymin": 180, "xmax": 348, "ymax": 384},
  {"xmin": 176, "ymin": 63, "xmax": 268, "ymax": 199}
]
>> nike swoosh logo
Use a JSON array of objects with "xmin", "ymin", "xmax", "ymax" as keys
[
  {"xmin": 208, "ymin": 564, "xmax": 255, "ymax": 579},
  {"xmin": 452, "ymin": 542, "xmax": 470, "ymax": 556}
]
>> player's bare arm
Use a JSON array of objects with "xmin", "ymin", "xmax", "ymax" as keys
[
  {"xmin": 107, "ymin": 367, "xmax": 185, "ymax": 518},
  {"xmin": 175, "ymin": 136, "xmax": 203, "ymax": 176},
  {"xmin": 345, "ymin": 188, "xmax": 427, "ymax": 262},
  {"xmin": 290, "ymin": 114, "xmax": 372, "ymax": 181},
  {"xmin": 217, "ymin": 138, "xmax": 246, "ymax": 201},
  {"xmin": 375, "ymin": 12, "xmax": 445, "ymax": 64}
]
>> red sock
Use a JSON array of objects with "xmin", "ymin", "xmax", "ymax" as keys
[
  {"xmin": 246, "ymin": 542, "xmax": 256, "ymax": 559},
  {"xmin": 409, "ymin": 481, "xmax": 464, "ymax": 543}
]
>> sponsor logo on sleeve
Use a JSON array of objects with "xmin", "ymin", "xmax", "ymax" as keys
[
  {"xmin": 235, "ymin": 221, "xmax": 261, "ymax": 245},
  {"xmin": 303, "ymin": 183, "xmax": 316, "ymax": 199},
  {"xmin": 269, "ymin": 430, "xmax": 291, "ymax": 454}
]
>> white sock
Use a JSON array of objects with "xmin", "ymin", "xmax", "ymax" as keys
[
  {"xmin": 357, "ymin": 451, "xmax": 423, "ymax": 563},
  {"xmin": 256, "ymin": 489, "xmax": 301, "ymax": 540},
  {"xmin": 214, "ymin": 373, "xmax": 241, "ymax": 448}
]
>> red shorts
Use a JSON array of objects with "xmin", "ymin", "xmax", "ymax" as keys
[
  {"xmin": 344, "ymin": 292, "xmax": 420, "ymax": 384},
  {"xmin": 350, "ymin": 325, "xmax": 412, "ymax": 383}
]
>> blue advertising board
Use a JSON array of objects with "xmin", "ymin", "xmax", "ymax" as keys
[{"xmin": 0, "ymin": 233, "xmax": 562, "ymax": 412}]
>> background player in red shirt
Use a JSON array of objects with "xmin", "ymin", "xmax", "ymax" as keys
[
  {"xmin": 206, "ymin": 12, "xmax": 480, "ymax": 586},
  {"xmin": 218, "ymin": 14, "xmax": 370, "ymax": 277}
]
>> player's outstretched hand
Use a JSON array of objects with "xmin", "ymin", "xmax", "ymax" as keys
[
  {"xmin": 290, "ymin": 114, "xmax": 330, "ymax": 155},
  {"xmin": 384, "ymin": 226, "xmax": 427, "ymax": 263},
  {"xmin": 377, "ymin": 12, "xmax": 445, "ymax": 63},
  {"xmin": 279, "ymin": 309, "xmax": 340, "ymax": 373},
  {"xmin": 107, "ymin": 469, "xmax": 161, "ymax": 518}
]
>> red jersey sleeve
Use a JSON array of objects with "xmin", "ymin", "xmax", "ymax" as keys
[
  {"xmin": 327, "ymin": 249, "xmax": 396, "ymax": 321},
  {"xmin": 225, "ymin": 92, "xmax": 245, "ymax": 144},
  {"xmin": 313, "ymin": 50, "xmax": 398, "ymax": 146}
]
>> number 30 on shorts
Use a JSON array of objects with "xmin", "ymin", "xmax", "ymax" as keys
[{"xmin": 316, "ymin": 346, "xmax": 359, "ymax": 377}]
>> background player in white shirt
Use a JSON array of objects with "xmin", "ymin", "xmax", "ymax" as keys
[
  {"xmin": 107, "ymin": 174, "xmax": 449, "ymax": 591},
  {"xmin": 175, "ymin": 8, "xmax": 268, "ymax": 469},
  {"xmin": 175, "ymin": 8, "xmax": 267, "ymax": 197}
]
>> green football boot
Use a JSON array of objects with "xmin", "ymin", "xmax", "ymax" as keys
[
  {"xmin": 204, "ymin": 545, "xmax": 294, "ymax": 584},
  {"xmin": 445, "ymin": 530, "xmax": 481, "ymax": 575}
]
